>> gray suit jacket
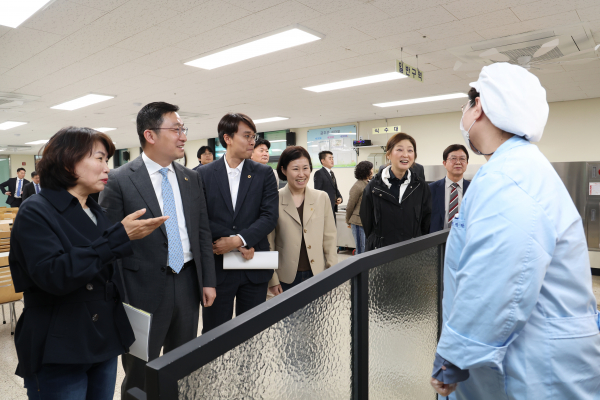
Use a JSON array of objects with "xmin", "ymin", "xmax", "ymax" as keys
[{"xmin": 99, "ymin": 155, "xmax": 216, "ymax": 314}]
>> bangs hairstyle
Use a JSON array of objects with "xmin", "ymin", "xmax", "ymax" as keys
[
  {"xmin": 218, "ymin": 113, "xmax": 256, "ymax": 148},
  {"xmin": 37, "ymin": 127, "xmax": 115, "ymax": 191},
  {"xmin": 386, "ymin": 132, "xmax": 417, "ymax": 161},
  {"xmin": 276, "ymin": 146, "xmax": 312, "ymax": 181}
]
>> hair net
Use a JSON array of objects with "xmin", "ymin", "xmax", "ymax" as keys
[{"xmin": 469, "ymin": 63, "xmax": 549, "ymax": 142}]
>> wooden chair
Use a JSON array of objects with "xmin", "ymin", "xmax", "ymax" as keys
[{"xmin": 0, "ymin": 231, "xmax": 21, "ymax": 335}]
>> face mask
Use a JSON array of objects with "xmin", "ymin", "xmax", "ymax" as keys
[{"xmin": 460, "ymin": 101, "xmax": 493, "ymax": 156}]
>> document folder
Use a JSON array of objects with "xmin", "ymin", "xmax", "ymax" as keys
[
  {"xmin": 123, "ymin": 303, "xmax": 152, "ymax": 361},
  {"xmin": 223, "ymin": 251, "xmax": 279, "ymax": 270}
]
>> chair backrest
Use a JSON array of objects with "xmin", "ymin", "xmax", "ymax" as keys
[
  {"xmin": 0, "ymin": 267, "xmax": 22, "ymax": 304},
  {"xmin": 0, "ymin": 231, "xmax": 9, "ymax": 253}
]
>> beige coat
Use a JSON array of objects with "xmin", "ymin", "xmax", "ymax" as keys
[
  {"xmin": 345, "ymin": 179, "xmax": 367, "ymax": 226},
  {"xmin": 268, "ymin": 185, "xmax": 338, "ymax": 286}
]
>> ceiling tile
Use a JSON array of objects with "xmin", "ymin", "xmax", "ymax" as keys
[
  {"xmin": 68, "ymin": 0, "xmax": 133, "ymax": 12},
  {"xmin": 175, "ymin": 27, "xmax": 251, "ymax": 55},
  {"xmin": 0, "ymin": 28, "xmax": 63, "ymax": 69},
  {"xmin": 301, "ymin": 2, "xmax": 387, "ymax": 29},
  {"xmin": 356, "ymin": 6, "xmax": 457, "ymax": 38},
  {"xmin": 441, "ymin": 0, "xmax": 535, "ymax": 19},
  {"xmin": 81, "ymin": 46, "xmax": 147, "ymax": 71},
  {"xmin": 417, "ymin": 21, "xmax": 475, "ymax": 41},
  {"xmin": 23, "ymin": 0, "xmax": 106, "ymax": 36},
  {"xmin": 371, "ymin": 0, "xmax": 453, "ymax": 17},
  {"xmin": 296, "ymin": 0, "xmax": 366, "ymax": 14},
  {"xmin": 223, "ymin": 0, "xmax": 286, "ymax": 12},
  {"xmin": 114, "ymin": 26, "xmax": 191, "ymax": 54},
  {"xmin": 577, "ymin": 5, "xmax": 600, "ymax": 22},
  {"xmin": 3, "ymin": 43, "xmax": 88, "ymax": 82},
  {"xmin": 476, "ymin": 10, "xmax": 581, "ymax": 40},
  {"xmin": 510, "ymin": 0, "xmax": 597, "ymax": 21},
  {"xmin": 460, "ymin": 9, "xmax": 522, "ymax": 31},
  {"xmin": 146, "ymin": 0, "xmax": 209, "ymax": 12}
]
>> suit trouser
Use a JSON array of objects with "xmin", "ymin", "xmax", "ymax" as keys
[
  {"xmin": 201, "ymin": 270, "xmax": 268, "ymax": 333},
  {"xmin": 121, "ymin": 262, "xmax": 200, "ymax": 399},
  {"xmin": 11, "ymin": 198, "xmax": 22, "ymax": 207}
]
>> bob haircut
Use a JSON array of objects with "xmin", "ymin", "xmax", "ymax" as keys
[
  {"xmin": 218, "ymin": 113, "xmax": 256, "ymax": 148},
  {"xmin": 385, "ymin": 132, "xmax": 417, "ymax": 161},
  {"xmin": 354, "ymin": 160, "xmax": 373, "ymax": 180},
  {"xmin": 37, "ymin": 127, "xmax": 115, "ymax": 191},
  {"xmin": 276, "ymin": 146, "xmax": 313, "ymax": 181}
]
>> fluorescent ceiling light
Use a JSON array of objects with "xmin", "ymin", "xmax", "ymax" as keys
[
  {"xmin": 269, "ymin": 140, "xmax": 287, "ymax": 143},
  {"xmin": 94, "ymin": 127, "xmax": 116, "ymax": 132},
  {"xmin": 254, "ymin": 117, "xmax": 289, "ymax": 124},
  {"xmin": 51, "ymin": 94, "xmax": 114, "ymax": 111},
  {"xmin": 185, "ymin": 27, "xmax": 322, "ymax": 70},
  {"xmin": 0, "ymin": 121, "xmax": 27, "ymax": 130},
  {"xmin": 304, "ymin": 72, "xmax": 407, "ymax": 92},
  {"xmin": 0, "ymin": 0, "xmax": 52, "ymax": 28},
  {"xmin": 374, "ymin": 93, "xmax": 468, "ymax": 107},
  {"xmin": 25, "ymin": 140, "xmax": 49, "ymax": 145}
]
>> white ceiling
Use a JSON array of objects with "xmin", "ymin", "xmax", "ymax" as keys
[{"xmin": 0, "ymin": 0, "xmax": 599, "ymax": 153}]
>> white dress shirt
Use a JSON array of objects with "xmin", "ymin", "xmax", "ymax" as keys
[
  {"xmin": 444, "ymin": 176, "xmax": 464, "ymax": 229},
  {"xmin": 142, "ymin": 152, "xmax": 192, "ymax": 263},
  {"xmin": 15, "ymin": 178, "xmax": 24, "ymax": 198},
  {"xmin": 224, "ymin": 156, "xmax": 247, "ymax": 246},
  {"xmin": 381, "ymin": 166, "xmax": 411, "ymax": 203}
]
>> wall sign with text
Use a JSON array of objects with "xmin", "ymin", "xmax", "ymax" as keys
[
  {"xmin": 396, "ymin": 60, "xmax": 423, "ymax": 82},
  {"xmin": 372, "ymin": 125, "xmax": 401, "ymax": 135},
  {"xmin": 307, "ymin": 125, "xmax": 357, "ymax": 168}
]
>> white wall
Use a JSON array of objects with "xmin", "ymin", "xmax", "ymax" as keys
[{"xmin": 293, "ymin": 97, "xmax": 600, "ymax": 205}]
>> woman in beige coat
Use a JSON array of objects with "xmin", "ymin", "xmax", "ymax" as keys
[
  {"xmin": 345, "ymin": 161, "xmax": 373, "ymax": 254},
  {"xmin": 268, "ymin": 146, "xmax": 337, "ymax": 295}
]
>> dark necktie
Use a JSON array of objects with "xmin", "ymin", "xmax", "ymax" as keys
[
  {"xmin": 448, "ymin": 183, "xmax": 459, "ymax": 224},
  {"xmin": 330, "ymin": 170, "xmax": 335, "ymax": 183},
  {"xmin": 35, "ymin": 184, "xmax": 39, "ymax": 194}
]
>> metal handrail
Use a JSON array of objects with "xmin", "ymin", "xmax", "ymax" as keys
[{"xmin": 129, "ymin": 230, "xmax": 449, "ymax": 400}]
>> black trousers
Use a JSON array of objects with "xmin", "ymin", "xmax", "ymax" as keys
[
  {"xmin": 11, "ymin": 198, "xmax": 22, "ymax": 207},
  {"xmin": 201, "ymin": 270, "xmax": 268, "ymax": 333},
  {"xmin": 121, "ymin": 262, "xmax": 200, "ymax": 399}
]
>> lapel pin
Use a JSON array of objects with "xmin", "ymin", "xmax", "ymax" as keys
[
  {"xmin": 248, "ymin": 175, "xmax": 251, "ymax": 178},
  {"xmin": 184, "ymin": 177, "xmax": 188, "ymax": 181}
]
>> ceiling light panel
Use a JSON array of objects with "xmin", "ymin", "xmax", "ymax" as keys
[
  {"xmin": 25, "ymin": 140, "xmax": 49, "ymax": 145},
  {"xmin": 0, "ymin": 121, "xmax": 27, "ymax": 130},
  {"xmin": 185, "ymin": 27, "xmax": 323, "ymax": 70},
  {"xmin": 374, "ymin": 93, "xmax": 468, "ymax": 107},
  {"xmin": 254, "ymin": 117, "xmax": 289, "ymax": 124},
  {"xmin": 94, "ymin": 127, "xmax": 117, "ymax": 132},
  {"xmin": 0, "ymin": 0, "xmax": 52, "ymax": 28},
  {"xmin": 51, "ymin": 94, "xmax": 114, "ymax": 111},
  {"xmin": 304, "ymin": 72, "xmax": 407, "ymax": 92}
]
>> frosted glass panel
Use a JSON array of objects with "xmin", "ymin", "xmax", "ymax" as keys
[
  {"xmin": 369, "ymin": 247, "xmax": 440, "ymax": 400},
  {"xmin": 178, "ymin": 281, "xmax": 352, "ymax": 400}
]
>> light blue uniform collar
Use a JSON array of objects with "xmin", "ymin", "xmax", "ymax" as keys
[{"xmin": 488, "ymin": 135, "xmax": 529, "ymax": 161}]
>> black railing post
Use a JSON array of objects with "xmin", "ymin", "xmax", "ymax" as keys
[
  {"xmin": 352, "ymin": 270, "xmax": 369, "ymax": 400},
  {"xmin": 145, "ymin": 363, "xmax": 179, "ymax": 400},
  {"xmin": 437, "ymin": 243, "xmax": 445, "ymax": 341}
]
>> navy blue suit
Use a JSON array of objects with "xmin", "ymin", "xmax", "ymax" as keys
[
  {"xmin": 198, "ymin": 156, "xmax": 278, "ymax": 332},
  {"xmin": 429, "ymin": 177, "xmax": 470, "ymax": 233}
]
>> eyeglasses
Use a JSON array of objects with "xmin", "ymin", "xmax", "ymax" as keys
[
  {"xmin": 447, "ymin": 156, "xmax": 467, "ymax": 163},
  {"xmin": 243, "ymin": 134, "xmax": 257, "ymax": 143},
  {"xmin": 153, "ymin": 126, "xmax": 188, "ymax": 136}
]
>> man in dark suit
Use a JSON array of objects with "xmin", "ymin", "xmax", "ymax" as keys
[
  {"xmin": 1, "ymin": 167, "xmax": 29, "ymax": 207},
  {"xmin": 192, "ymin": 145, "xmax": 214, "ymax": 170},
  {"xmin": 22, "ymin": 171, "xmax": 40, "ymax": 201},
  {"xmin": 99, "ymin": 102, "xmax": 216, "ymax": 399},
  {"xmin": 198, "ymin": 113, "xmax": 278, "ymax": 333},
  {"xmin": 314, "ymin": 151, "xmax": 342, "ymax": 219},
  {"xmin": 429, "ymin": 144, "xmax": 471, "ymax": 233}
]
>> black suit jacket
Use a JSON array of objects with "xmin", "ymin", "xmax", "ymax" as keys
[
  {"xmin": 428, "ymin": 177, "xmax": 471, "ymax": 233},
  {"xmin": 0, "ymin": 177, "xmax": 30, "ymax": 205},
  {"xmin": 99, "ymin": 155, "xmax": 216, "ymax": 314},
  {"xmin": 313, "ymin": 168, "xmax": 342, "ymax": 213},
  {"xmin": 21, "ymin": 182, "xmax": 38, "ymax": 201},
  {"xmin": 9, "ymin": 189, "xmax": 135, "ymax": 377},
  {"xmin": 198, "ymin": 157, "xmax": 278, "ymax": 285}
]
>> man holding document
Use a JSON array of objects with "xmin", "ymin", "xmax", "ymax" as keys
[
  {"xmin": 198, "ymin": 113, "xmax": 278, "ymax": 333},
  {"xmin": 99, "ymin": 102, "xmax": 216, "ymax": 398}
]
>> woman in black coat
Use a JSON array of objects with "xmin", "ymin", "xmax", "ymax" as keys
[
  {"xmin": 9, "ymin": 127, "xmax": 167, "ymax": 400},
  {"xmin": 360, "ymin": 132, "xmax": 431, "ymax": 250}
]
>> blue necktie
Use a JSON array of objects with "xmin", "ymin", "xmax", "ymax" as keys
[
  {"xmin": 159, "ymin": 168, "xmax": 184, "ymax": 273},
  {"xmin": 35, "ymin": 184, "xmax": 39, "ymax": 194},
  {"xmin": 16, "ymin": 180, "xmax": 22, "ymax": 197}
]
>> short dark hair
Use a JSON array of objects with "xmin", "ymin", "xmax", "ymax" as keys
[
  {"xmin": 386, "ymin": 132, "xmax": 417, "ymax": 161},
  {"xmin": 318, "ymin": 150, "xmax": 333, "ymax": 164},
  {"xmin": 254, "ymin": 138, "xmax": 270, "ymax": 150},
  {"xmin": 31, "ymin": 171, "xmax": 38, "ymax": 178},
  {"xmin": 354, "ymin": 161, "xmax": 373, "ymax": 180},
  {"xmin": 136, "ymin": 102, "xmax": 179, "ymax": 148},
  {"xmin": 17, "ymin": 168, "xmax": 25, "ymax": 173},
  {"xmin": 197, "ymin": 146, "xmax": 214, "ymax": 158},
  {"xmin": 277, "ymin": 146, "xmax": 313, "ymax": 181},
  {"xmin": 443, "ymin": 144, "xmax": 469, "ymax": 162},
  {"xmin": 37, "ymin": 127, "xmax": 115, "ymax": 191},
  {"xmin": 468, "ymin": 87, "xmax": 480, "ymax": 107},
  {"xmin": 217, "ymin": 113, "xmax": 256, "ymax": 148}
]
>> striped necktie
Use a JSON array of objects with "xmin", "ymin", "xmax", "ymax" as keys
[
  {"xmin": 159, "ymin": 168, "xmax": 184, "ymax": 273},
  {"xmin": 448, "ymin": 182, "xmax": 459, "ymax": 224}
]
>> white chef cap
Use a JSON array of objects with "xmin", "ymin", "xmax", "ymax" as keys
[{"xmin": 469, "ymin": 63, "xmax": 549, "ymax": 142}]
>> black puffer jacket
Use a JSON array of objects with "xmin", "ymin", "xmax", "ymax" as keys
[{"xmin": 360, "ymin": 167, "xmax": 431, "ymax": 250}]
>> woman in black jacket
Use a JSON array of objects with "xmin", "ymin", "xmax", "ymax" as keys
[
  {"xmin": 10, "ymin": 127, "xmax": 167, "ymax": 400},
  {"xmin": 360, "ymin": 132, "xmax": 431, "ymax": 250}
]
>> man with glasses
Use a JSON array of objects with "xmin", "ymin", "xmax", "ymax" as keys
[
  {"xmin": 429, "ymin": 144, "xmax": 471, "ymax": 233},
  {"xmin": 99, "ymin": 102, "xmax": 216, "ymax": 398},
  {"xmin": 198, "ymin": 113, "xmax": 278, "ymax": 333}
]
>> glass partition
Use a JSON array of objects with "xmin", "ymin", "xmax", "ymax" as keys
[
  {"xmin": 368, "ymin": 247, "xmax": 440, "ymax": 400},
  {"xmin": 178, "ymin": 281, "xmax": 352, "ymax": 400}
]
